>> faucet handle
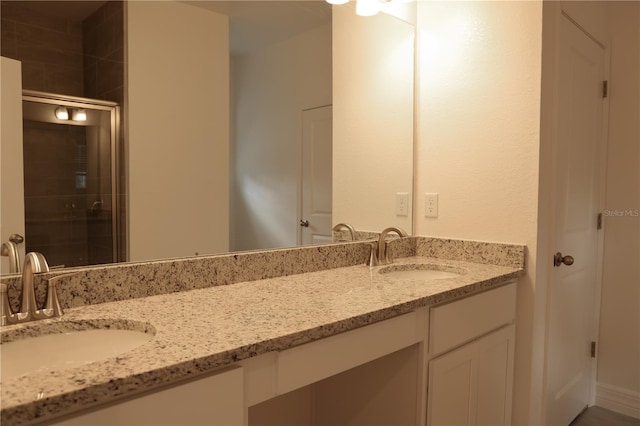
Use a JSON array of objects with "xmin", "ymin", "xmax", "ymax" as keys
[
  {"xmin": 383, "ymin": 241, "xmax": 392, "ymax": 264},
  {"xmin": 43, "ymin": 275, "xmax": 66, "ymax": 318},
  {"xmin": 367, "ymin": 242, "xmax": 379, "ymax": 266}
]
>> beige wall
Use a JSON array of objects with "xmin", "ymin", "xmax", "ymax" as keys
[
  {"xmin": 597, "ymin": 0, "xmax": 640, "ymax": 412},
  {"xmin": 231, "ymin": 24, "xmax": 332, "ymax": 252},
  {"xmin": 0, "ymin": 57, "xmax": 26, "ymax": 274},
  {"xmin": 416, "ymin": 2, "xmax": 640, "ymax": 421},
  {"xmin": 414, "ymin": 2, "xmax": 543, "ymax": 423},
  {"xmin": 126, "ymin": 1, "xmax": 229, "ymax": 261},
  {"xmin": 333, "ymin": 6, "xmax": 415, "ymax": 233}
]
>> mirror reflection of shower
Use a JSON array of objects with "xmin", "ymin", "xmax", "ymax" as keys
[{"xmin": 21, "ymin": 91, "xmax": 119, "ymax": 268}]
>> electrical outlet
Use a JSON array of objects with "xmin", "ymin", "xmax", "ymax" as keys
[
  {"xmin": 425, "ymin": 193, "xmax": 438, "ymax": 218},
  {"xmin": 396, "ymin": 192, "xmax": 409, "ymax": 216}
]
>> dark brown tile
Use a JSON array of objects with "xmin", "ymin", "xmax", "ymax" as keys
[
  {"xmin": 1, "ymin": 18, "xmax": 18, "ymax": 57},
  {"xmin": 15, "ymin": 21, "xmax": 83, "ymax": 54},
  {"xmin": 102, "ymin": 0, "xmax": 123, "ymax": 21},
  {"xmin": 98, "ymin": 86, "xmax": 123, "ymax": 104},
  {"xmin": 1, "ymin": 1, "xmax": 69, "ymax": 34},
  {"xmin": 1, "ymin": 39, "xmax": 19, "ymax": 59},
  {"xmin": 44, "ymin": 62, "xmax": 84, "ymax": 96},
  {"xmin": 82, "ymin": 21, "xmax": 99, "ymax": 57},
  {"xmin": 82, "ymin": 53, "xmax": 98, "ymax": 69},
  {"xmin": 95, "ymin": 24, "xmax": 115, "ymax": 59},
  {"xmin": 21, "ymin": 60, "xmax": 46, "ymax": 91},
  {"xmin": 95, "ymin": 58, "xmax": 123, "ymax": 97},
  {"xmin": 1, "ymin": 18, "xmax": 16, "ymax": 41},
  {"xmin": 16, "ymin": 41, "xmax": 83, "ymax": 71},
  {"xmin": 68, "ymin": 19, "xmax": 83, "ymax": 37},
  {"xmin": 106, "ymin": 47, "xmax": 124, "ymax": 64},
  {"xmin": 83, "ymin": 59, "xmax": 98, "ymax": 98},
  {"xmin": 83, "ymin": 1, "xmax": 123, "ymax": 59},
  {"xmin": 110, "ymin": 8, "xmax": 124, "ymax": 51},
  {"xmin": 82, "ymin": 3, "xmax": 104, "ymax": 31}
]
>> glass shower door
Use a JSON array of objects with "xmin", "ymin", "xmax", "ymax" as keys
[{"xmin": 21, "ymin": 92, "xmax": 119, "ymax": 269}]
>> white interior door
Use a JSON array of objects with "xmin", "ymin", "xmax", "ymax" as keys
[
  {"xmin": 545, "ymin": 14, "xmax": 606, "ymax": 426},
  {"xmin": 300, "ymin": 105, "xmax": 332, "ymax": 245},
  {"xmin": 0, "ymin": 57, "xmax": 26, "ymax": 274}
]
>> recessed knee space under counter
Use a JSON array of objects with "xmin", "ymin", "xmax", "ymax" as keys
[{"xmin": 0, "ymin": 237, "xmax": 525, "ymax": 426}]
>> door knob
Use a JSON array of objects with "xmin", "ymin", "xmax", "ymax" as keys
[
  {"xmin": 299, "ymin": 220, "xmax": 309, "ymax": 227},
  {"xmin": 554, "ymin": 252, "xmax": 574, "ymax": 267}
]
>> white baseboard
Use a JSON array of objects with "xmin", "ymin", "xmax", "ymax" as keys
[{"xmin": 596, "ymin": 382, "xmax": 640, "ymax": 419}]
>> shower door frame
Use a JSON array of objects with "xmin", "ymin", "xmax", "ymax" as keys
[{"xmin": 22, "ymin": 90, "xmax": 121, "ymax": 265}]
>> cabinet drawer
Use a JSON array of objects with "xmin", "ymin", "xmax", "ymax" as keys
[
  {"xmin": 53, "ymin": 367, "xmax": 244, "ymax": 426},
  {"xmin": 278, "ymin": 311, "xmax": 422, "ymax": 395},
  {"xmin": 429, "ymin": 282, "xmax": 516, "ymax": 356}
]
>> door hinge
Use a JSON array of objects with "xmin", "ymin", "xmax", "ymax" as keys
[
  {"xmin": 597, "ymin": 212, "xmax": 603, "ymax": 230},
  {"xmin": 602, "ymin": 80, "xmax": 609, "ymax": 98},
  {"xmin": 591, "ymin": 341, "xmax": 597, "ymax": 358}
]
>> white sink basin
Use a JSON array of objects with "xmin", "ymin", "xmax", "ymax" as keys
[
  {"xmin": 379, "ymin": 264, "xmax": 465, "ymax": 280},
  {"xmin": 1, "ymin": 321, "xmax": 155, "ymax": 380}
]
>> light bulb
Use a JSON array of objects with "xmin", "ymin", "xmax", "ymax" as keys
[
  {"xmin": 356, "ymin": 0, "xmax": 380, "ymax": 16},
  {"xmin": 72, "ymin": 109, "xmax": 87, "ymax": 121},
  {"xmin": 54, "ymin": 107, "xmax": 69, "ymax": 120}
]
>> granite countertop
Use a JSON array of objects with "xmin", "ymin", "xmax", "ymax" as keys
[{"xmin": 0, "ymin": 255, "xmax": 524, "ymax": 425}]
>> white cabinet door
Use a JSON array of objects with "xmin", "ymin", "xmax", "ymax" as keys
[
  {"xmin": 427, "ymin": 325, "xmax": 515, "ymax": 426},
  {"xmin": 428, "ymin": 341, "xmax": 475, "ymax": 426},
  {"xmin": 54, "ymin": 367, "xmax": 244, "ymax": 426},
  {"xmin": 475, "ymin": 325, "xmax": 515, "ymax": 426}
]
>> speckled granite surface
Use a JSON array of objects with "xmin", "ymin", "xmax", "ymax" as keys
[
  {"xmin": 416, "ymin": 237, "xmax": 526, "ymax": 268},
  {"xmin": 0, "ymin": 237, "xmax": 526, "ymax": 425},
  {"xmin": 333, "ymin": 229, "xmax": 381, "ymax": 242},
  {"xmin": 1, "ymin": 237, "xmax": 523, "ymax": 311},
  {"xmin": 2, "ymin": 242, "xmax": 370, "ymax": 311}
]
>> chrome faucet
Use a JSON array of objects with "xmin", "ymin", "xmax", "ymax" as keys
[
  {"xmin": 1, "ymin": 252, "xmax": 64, "ymax": 326},
  {"xmin": 332, "ymin": 223, "xmax": 356, "ymax": 241},
  {"xmin": 369, "ymin": 227, "xmax": 408, "ymax": 266}
]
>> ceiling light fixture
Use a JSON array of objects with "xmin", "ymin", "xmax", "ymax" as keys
[
  {"xmin": 72, "ymin": 109, "xmax": 87, "ymax": 122},
  {"xmin": 355, "ymin": 0, "xmax": 381, "ymax": 16},
  {"xmin": 54, "ymin": 107, "xmax": 69, "ymax": 120},
  {"xmin": 325, "ymin": 0, "xmax": 391, "ymax": 17}
]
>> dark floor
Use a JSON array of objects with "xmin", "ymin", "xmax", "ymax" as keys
[{"xmin": 570, "ymin": 406, "xmax": 640, "ymax": 426}]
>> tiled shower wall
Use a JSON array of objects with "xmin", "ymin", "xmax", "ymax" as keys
[
  {"xmin": 0, "ymin": 0, "xmax": 127, "ymax": 263},
  {"xmin": 0, "ymin": 1, "xmax": 85, "ymax": 96},
  {"xmin": 81, "ymin": 1, "xmax": 127, "ymax": 262},
  {"xmin": 0, "ymin": 1, "xmax": 124, "ymax": 102},
  {"xmin": 82, "ymin": 1, "xmax": 125, "ymax": 104}
]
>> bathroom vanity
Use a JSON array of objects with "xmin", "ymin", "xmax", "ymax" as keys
[{"xmin": 0, "ymin": 238, "xmax": 525, "ymax": 426}]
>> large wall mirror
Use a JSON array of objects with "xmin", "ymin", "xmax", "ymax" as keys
[{"xmin": 0, "ymin": 0, "xmax": 415, "ymax": 275}]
